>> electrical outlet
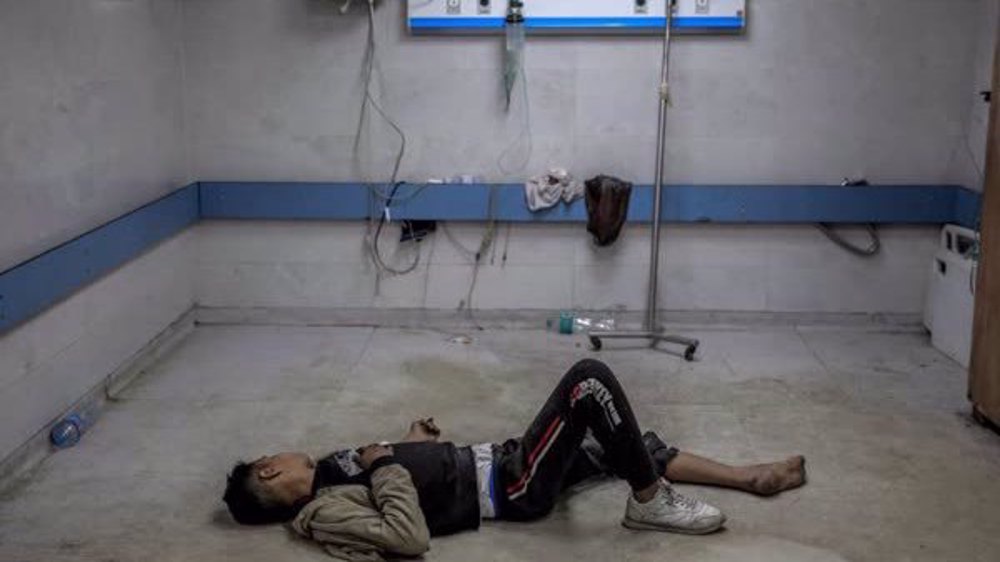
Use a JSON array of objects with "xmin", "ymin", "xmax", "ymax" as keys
[
  {"xmin": 634, "ymin": 0, "xmax": 648, "ymax": 14},
  {"xmin": 447, "ymin": 0, "xmax": 461, "ymax": 15},
  {"xmin": 478, "ymin": 0, "xmax": 491, "ymax": 15},
  {"xmin": 696, "ymin": 0, "xmax": 710, "ymax": 15}
]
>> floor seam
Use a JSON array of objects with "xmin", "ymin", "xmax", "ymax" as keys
[
  {"xmin": 795, "ymin": 328, "xmax": 834, "ymax": 375},
  {"xmin": 347, "ymin": 326, "xmax": 377, "ymax": 378}
]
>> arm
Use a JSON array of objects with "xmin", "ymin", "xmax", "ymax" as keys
[
  {"xmin": 292, "ymin": 447, "xmax": 431, "ymax": 560},
  {"xmin": 366, "ymin": 459, "xmax": 431, "ymax": 556}
]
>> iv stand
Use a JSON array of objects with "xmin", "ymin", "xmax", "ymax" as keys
[{"xmin": 588, "ymin": 0, "xmax": 700, "ymax": 362}]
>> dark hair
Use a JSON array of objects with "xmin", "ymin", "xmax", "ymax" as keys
[{"xmin": 223, "ymin": 461, "xmax": 298, "ymax": 525}]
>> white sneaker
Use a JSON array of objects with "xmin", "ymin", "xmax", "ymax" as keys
[{"xmin": 622, "ymin": 479, "xmax": 726, "ymax": 535}]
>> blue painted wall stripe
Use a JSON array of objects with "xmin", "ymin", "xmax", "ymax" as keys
[
  {"xmin": 199, "ymin": 182, "xmax": 974, "ymax": 226},
  {"xmin": 954, "ymin": 188, "xmax": 984, "ymax": 230},
  {"xmin": 199, "ymin": 182, "xmax": 369, "ymax": 221},
  {"xmin": 0, "ymin": 181, "xmax": 982, "ymax": 334},
  {"xmin": 0, "ymin": 184, "xmax": 200, "ymax": 333}
]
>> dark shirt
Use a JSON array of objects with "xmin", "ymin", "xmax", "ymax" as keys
[{"xmin": 313, "ymin": 441, "xmax": 480, "ymax": 537}]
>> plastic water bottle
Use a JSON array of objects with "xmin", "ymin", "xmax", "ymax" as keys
[
  {"xmin": 50, "ymin": 408, "xmax": 96, "ymax": 449},
  {"xmin": 546, "ymin": 311, "xmax": 576, "ymax": 335}
]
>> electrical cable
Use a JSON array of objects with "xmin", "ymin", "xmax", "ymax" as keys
[
  {"xmin": 497, "ymin": 48, "xmax": 533, "ymax": 176},
  {"xmin": 460, "ymin": 188, "xmax": 498, "ymax": 328},
  {"xmin": 960, "ymin": 121, "xmax": 986, "ymax": 295},
  {"xmin": 440, "ymin": 223, "xmax": 481, "ymax": 260},
  {"xmin": 356, "ymin": 0, "xmax": 404, "ymax": 184},
  {"xmin": 371, "ymin": 182, "xmax": 422, "ymax": 277},
  {"xmin": 815, "ymin": 179, "xmax": 881, "ymax": 258},
  {"xmin": 816, "ymin": 223, "xmax": 882, "ymax": 258},
  {"xmin": 449, "ymin": 217, "xmax": 497, "ymax": 313},
  {"xmin": 367, "ymin": 182, "xmax": 432, "ymax": 203},
  {"xmin": 501, "ymin": 222, "xmax": 513, "ymax": 267},
  {"xmin": 490, "ymin": 221, "xmax": 500, "ymax": 265},
  {"xmin": 440, "ymin": 187, "xmax": 498, "ymax": 327},
  {"xmin": 354, "ymin": 0, "xmax": 422, "ymax": 280}
]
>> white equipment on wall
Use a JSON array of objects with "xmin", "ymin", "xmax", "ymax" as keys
[
  {"xmin": 924, "ymin": 225, "xmax": 979, "ymax": 369},
  {"xmin": 408, "ymin": 0, "xmax": 747, "ymax": 34}
]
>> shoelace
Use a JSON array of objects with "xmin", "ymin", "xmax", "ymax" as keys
[{"xmin": 661, "ymin": 484, "xmax": 701, "ymax": 510}]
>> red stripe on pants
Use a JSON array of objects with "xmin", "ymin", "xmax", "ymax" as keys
[{"xmin": 506, "ymin": 416, "xmax": 562, "ymax": 495}]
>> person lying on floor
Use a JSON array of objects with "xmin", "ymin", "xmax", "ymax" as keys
[{"xmin": 223, "ymin": 359, "xmax": 806, "ymax": 560}]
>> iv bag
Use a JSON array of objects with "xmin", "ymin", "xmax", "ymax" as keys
[{"xmin": 503, "ymin": 12, "xmax": 525, "ymax": 110}]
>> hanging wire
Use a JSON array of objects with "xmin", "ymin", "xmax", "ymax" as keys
[
  {"xmin": 367, "ymin": 182, "xmax": 432, "ymax": 203},
  {"xmin": 355, "ymin": 0, "xmax": 422, "ymax": 280},
  {"xmin": 815, "ymin": 178, "xmax": 882, "ymax": 258},
  {"xmin": 440, "ymin": 223, "xmax": 480, "ymax": 259},
  {"xmin": 963, "ymin": 126, "xmax": 986, "ymax": 295},
  {"xmin": 356, "ymin": 0, "xmax": 405, "ymax": 187},
  {"xmin": 439, "ymin": 188, "xmax": 499, "ymax": 328},
  {"xmin": 501, "ymin": 222, "xmax": 513, "ymax": 267},
  {"xmin": 816, "ymin": 223, "xmax": 882, "ymax": 258},
  {"xmin": 370, "ymin": 182, "xmax": 422, "ymax": 277},
  {"xmin": 497, "ymin": 48, "xmax": 533, "ymax": 176},
  {"xmin": 461, "ymin": 189, "xmax": 499, "ymax": 329}
]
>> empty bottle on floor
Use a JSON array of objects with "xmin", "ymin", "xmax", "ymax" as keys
[
  {"xmin": 546, "ymin": 311, "xmax": 577, "ymax": 334},
  {"xmin": 50, "ymin": 405, "xmax": 97, "ymax": 449}
]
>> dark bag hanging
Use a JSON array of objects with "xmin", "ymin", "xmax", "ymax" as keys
[{"xmin": 585, "ymin": 175, "xmax": 633, "ymax": 247}]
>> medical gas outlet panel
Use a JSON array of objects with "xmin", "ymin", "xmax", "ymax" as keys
[{"xmin": 408, "ymin": 0, "xmax": 747, "ymax": 34}]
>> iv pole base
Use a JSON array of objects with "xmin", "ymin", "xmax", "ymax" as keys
[{"xmin": 587, "ymin": 330, "xmax": 700, "ymax": 361}]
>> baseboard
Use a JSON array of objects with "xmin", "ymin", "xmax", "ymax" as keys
[
  {"xmin": 195, "ymin": 306, "xmax": 925, "ymax": 333},
  {"xmin": 0, "ymin": 307, "xmax": 197, "ymax": 494}
]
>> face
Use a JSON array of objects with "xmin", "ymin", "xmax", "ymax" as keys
[{"xmin": 253, "ymin": 452, "xmax": 316, "ymax": 503}]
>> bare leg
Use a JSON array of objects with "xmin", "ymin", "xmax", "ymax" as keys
[{"xmin": 665, "ymin": 452, "xmax": 807, "ymax": 497}]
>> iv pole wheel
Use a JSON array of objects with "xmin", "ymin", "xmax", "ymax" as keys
[{"xmin": 589, "ymin": 336, "xmax": 603, "ymax": 351}]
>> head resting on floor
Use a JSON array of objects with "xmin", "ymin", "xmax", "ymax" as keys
[{"xmin": 223, "ymin": 452, "xmax": 316, "ymax": 525}]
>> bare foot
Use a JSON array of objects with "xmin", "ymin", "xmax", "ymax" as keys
[{"xmin": 744, "ymin": 456, "xmax": 806, "ymax": 496}]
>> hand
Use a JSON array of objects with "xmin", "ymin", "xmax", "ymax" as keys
[
  {"xmin": 404, "ymin": 418, "xmax": 441, "ymax": 443},
  {"xmin": 357, "ymin": 444, "xmax": 393, "ymax": 469}
]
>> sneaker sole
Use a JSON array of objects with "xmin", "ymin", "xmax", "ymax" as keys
[{"xmin": 621, "ymin": 515, "xmax": 726, "ymax": 535}]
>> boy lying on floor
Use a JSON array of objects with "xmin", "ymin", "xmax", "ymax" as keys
[{"xmin": 223, "ymin": 359, "xmax": 806, "ymax": 560}]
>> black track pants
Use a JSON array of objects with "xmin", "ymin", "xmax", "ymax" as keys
[{"xmin": 494, "ymin": 359, "xmax": 661, "ymax": 521}]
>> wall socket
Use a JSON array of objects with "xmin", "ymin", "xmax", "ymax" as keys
[
  {"xmin": 696, "ymin": 0, "xmax": 711, "ymax": 15},
  {"xmin": 634, "ymin": 0, "xmax": 648, "ymax": 14},
  {"xmin": 447, "ymin": 0, "xmax": 461, "ymax": 15},
  {"xmin": 478, "ymin": 0, "xmax": 491, "ymax": 15}
]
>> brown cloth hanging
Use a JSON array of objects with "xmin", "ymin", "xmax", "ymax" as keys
[{"xmin": 585, "ymin": 175, "xmax": 633, "ymax": 246}]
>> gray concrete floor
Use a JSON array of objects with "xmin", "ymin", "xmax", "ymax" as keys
[{"xmin": 1, "ymin": 324, "xmax": 999, "ymax": 561}]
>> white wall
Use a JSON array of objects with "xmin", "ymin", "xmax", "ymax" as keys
[
  {"xmin": 183, "ymin": 0, "xmax": 984, "ymax": 185},
  {"xmin": 0, "ymin": 231, "xmax": 194, "ymax": 463},
  {"xmin": 0, "ymin": 0, "xmax": 188, "ymax": 272},
  {"xmin": 950, "ymin": 0, "xmax": 999, "ymax": 193},
  {"xmin": 197, "ymin": 221, "xmax": 937, "ymax": 314},
  {"xmin": 0, "ymin": 0, "xmax": 192, "ymax": 464},
  {"xmin": 184, "ymin": 0, "xmax": 976, "ymax": 315}
]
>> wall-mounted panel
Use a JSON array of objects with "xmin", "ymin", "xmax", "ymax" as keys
[{"xmin": 408, "ymin": 0, "xmax": 747, "ymax": 34}]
